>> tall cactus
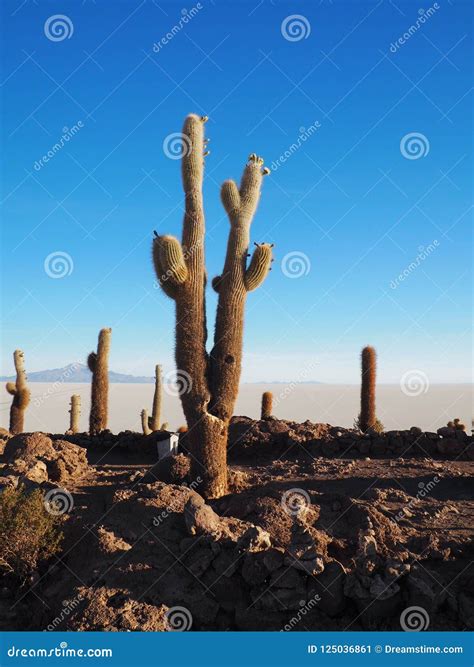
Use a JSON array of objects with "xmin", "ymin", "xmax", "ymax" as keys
[
  {"xmin": 69, "ymin": 394, "xmax": 81, "ymax": 434},
  {"xmin": 152, "ymin": 114, "xmax": 273, "ymax": 498},
  {"xmin": 149, "ymin": 364, "xmax": 162, "ymax": 431},
  {"xmin": 6, "ymin": 349, "xmax": 30, "ymax": 434},
  {"xmin": 88, "ymin": 328, "xmax": 111, "ymax": 435},
  {"xmin": 261, "ymin": 391, "xmax": 273, "ymax": 419},
  {"xmin": 360, "ymin": 345, "xmax": 376, "ymax": 432}
]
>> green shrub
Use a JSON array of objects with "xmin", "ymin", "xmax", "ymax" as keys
[{"xmin": 0, "ymin": 485, "xmax": 63, "ymax": 581}]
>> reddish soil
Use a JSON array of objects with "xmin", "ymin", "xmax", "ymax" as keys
[{"xmin": 0, "ymin": 421, "xmax": 473, "ymax": 632}]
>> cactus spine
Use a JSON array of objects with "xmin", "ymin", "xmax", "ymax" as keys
[
  {"xmin": 88, "ymin": 328, "xmax": 111, "ymax": 435},
  {"xmin": 152, "ymin": 114, "xmax": 272, "ymax": 498},
  {"xmin": 261, "ymin": 391, "xmax": 273, "ymax": 419},
  {"xmin": 69, "ymin": 394, "xmax": 81, "ymax": 434},
  {"xmin": 6, "ymin": 349, "xmax": 30, "ymax": 434},
  {"xmin": 360, "ymin": 345, "xmax": 376, "ymax": 432}
]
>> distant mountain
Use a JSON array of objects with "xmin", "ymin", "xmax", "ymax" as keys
[{"xmin": 0, "ymin": 363, "xmax": 154, "ymax": 384}]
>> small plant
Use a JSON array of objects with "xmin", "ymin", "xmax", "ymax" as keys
[
  {"xmin": 261, "ymin": 391, "xmax": 273, "ymax": 419},
  {"xmin": 354, "ymin": 415, "xmax": 384, "ymax": 433},
  {"xmin": 5, "ymin": 350, "xmax": 31, "ymax": 435},
  {"xmin": 68, "ymin": 394, "xmax": 81, "ymax": 434},
  {"xmin": 0, "ymin": 486, "xmax": 63, "ymax": 581},
  {"xmin": 141, "ymin": 408, "xmax": 151, "ymax": 435},
  {"xmin": 447, "ymin": 418, "xmax": 466, "ymax": 431},
  {"xmin": 87, "ymin": 328, "xmax": 111, "ymax": 435}
]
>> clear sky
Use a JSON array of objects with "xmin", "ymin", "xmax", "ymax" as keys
[{"xmin": 1, "ymin": 0, "xmax": 472, "ymax": 384}]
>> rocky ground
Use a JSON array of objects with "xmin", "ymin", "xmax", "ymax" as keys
[{"xmin": 0, "ymin": 417, "xmax": 473, "ymax": 632}]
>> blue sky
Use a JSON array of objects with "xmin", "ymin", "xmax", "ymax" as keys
[{"xmin": 1, "ymin": 0, "xmax": 472, "ymax": 383}]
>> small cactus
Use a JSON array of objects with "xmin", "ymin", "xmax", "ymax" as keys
[
  {"xmin": 141, "ymin": 408, "xmax": 151, "ymax": 435},
  {"xmin": 68, "ymin": 394, "xmax": 81, "ymax": 434},
  {"xmin": 160, "ymin": 422, "xmax": 169, "ymax": 431},
  {"xmin": 148, "ymin": 365, "xmax": 163, "ymax": 432},
  {"xmin": 6, "ymin": 350, "xmax": 30, "ymax": 435},
  {"xmin": 261, "ymin": 391, "xmax": 273, "ymax": 419},
  {"xmin": 88, "ymin": 328, "xmax": 111, "ymax": 435},
  {"xmin": 359, "ymin": 345, "xmax": 377, "ymax": 433}
]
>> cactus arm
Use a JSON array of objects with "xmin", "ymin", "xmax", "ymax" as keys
[
  {"xmin": 6, "ymin": 382, "xmax": 16, "ymax": 395},
  {"xmin": 87, "ymin": 352, "xmax": 97, "ymax": 373},
  {"xmin": 209, "ymin": 156, "xmax": 269, "ymax": 421},
  {"xmin": 141, "ymin": 409, "xmax": 151, "ymax": 435},
  {"xmin": 152, "ymin": 234, "xmax": 188, "ymax": 298},
  {"xmin": 8, "ymin": 350, "xmax": 30, "ymax": 434},
  {"xmin": 244, "ymin": 243, "xmax": 273, "ymax": 291}
]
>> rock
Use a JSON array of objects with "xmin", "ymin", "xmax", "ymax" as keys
[
  {"xmin": 4, "ymin": 432, "xmax": 55, "ymax": 462},
  {"xmin": 21, "ymin": 460, "xmax": 48, "ymax": 484},
  {"xmin": 308, "ymin": 561, "xmax": 346, "ymax": 617},
  {"xmin": 184, "ymin": 494, "xmax": 222, "ymax": 538},
  {"xmin": 269, "ymin": 567, "xmax": 302, "ymax": 589},
  {"xmin": 142, "ymin": 454, "xmax": 191, "ymax": 485},
  {"xmin": 263, "ymin": 548, "xmax": 285, "ymax": 572},
  {"xmin": 211, "ymin": 548, "xmax": 240, "ymax": 578},
  {"xmin": 242, "ymin": 552, "xmax": 268, "ymax": 586},
  {"xmin": 286, "ymin": 522, "xmax": 326, "ymax": 576},
  {"xmin": 437, "ymin": 426, "xmax": 455, "ymax": 437},
  {"xmin": 458, "ymin": 593, "xmax": 474, "ymax": 629},
  {"xmin": 237, "ymin": 525, "xmax": 271, "ymax": 553},
  {"xmin": 410, "ymin": 426, "xmax": 422, "ymax": 436},
  {"xmin": 407, "ymin": 564, "xmax": 447, "ymax": 613}
]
